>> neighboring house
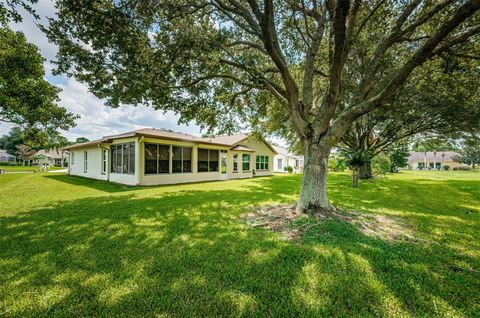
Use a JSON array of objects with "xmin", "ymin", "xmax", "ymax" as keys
[
  {"xmin": 408, "ymin": 151, "xmax": 465, "ymax": 170},
  {"xmin": 0, "ymin": 149, "xmax": 16, "ymax": 162},
  {"xmin": 61, "ymin": 128, "xmax": 277, "ymax": 186},
  {"xmin": 272, "ymin": 145, "xmax": 304, "ymax": 173},
  {"xmin": 34, "ymin": 149, "xmax": 68, "ymax": 167}
]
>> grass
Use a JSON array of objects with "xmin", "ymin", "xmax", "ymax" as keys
[
  {"xmin": 0, "ymin": 170, "xmax": 479, "ymax": 317},
  {"xmin": 0, "ymin": 165, "xmax": 65, "ymax": 172}
]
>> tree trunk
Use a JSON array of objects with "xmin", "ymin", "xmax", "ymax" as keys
[
  {"xmin": 352, "ymin": 168, "xmax": 359, "ymax": 187},
  {"xmin": 296, "ymin": 143, "xmax": 331, "ymax": 214},
  {"xmin": 358, "ymin": 161, "xmax": 373, "ymax": 179}
]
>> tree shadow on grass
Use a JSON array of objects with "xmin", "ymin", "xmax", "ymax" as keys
[{"xmin": 1, "ymin": 178, "xmax": 479, "ymax": 317}]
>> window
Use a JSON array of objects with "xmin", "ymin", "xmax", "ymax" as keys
[
  {"xmin": 242, "ymin": 154, "xmax": 250, "ymax": 171},
  {"xmin": 111, "ymin": 142, "xmax": 135, "ymax": 174},
  {"xmin": 83, "ymin": 151, "xmax": 88, "ymax": 172},
  {"xmin": 101, "ymin": 149, "xmax": 107, "ymax": 174},
  {"xmin": 256, "ymin": 155, "xmax": 269, "ymax": 171},
  {"xmin": 144, "ymin": 143, "xmax": 169, "ymax": 174},
  {"xmin": 277, "ymin": 158, "xmax": 283, "ymax": 171},
  {"xmin": 172, "ymin": 146, "xmax": 192, "ymax": 173},
  {"xmin": 233, "ymin": 154, "xmax": 238, "ymax": 172},
  {"xmin": 198, "ymin": 148, "xmax": 219, "ymax": 172},
  {"xmin": 71, "ymin": 152, "xmax": 75, "ymax": 165}
]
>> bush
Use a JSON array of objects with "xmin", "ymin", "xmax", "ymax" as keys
[
  {"xmin": 328, "ymin": 158, "xmax": 347, "ymax": 172},
  {"xmin": 0, "ymin": 161, "xmax": 20, "ymax": 166},
  {"xmin": 453, "ymin": 166, "xmax": 471, "ymax": 171},
  {"xmin": 443, "ymin": 165, "xmax": 450, "ymax": 170},
  {"xmin": 373, "ymin": 155, "xmax": 391, "ymax": 176},
  {"xmin": 284, "ymin": 165, "xmax": 294, "ymax": 173}
]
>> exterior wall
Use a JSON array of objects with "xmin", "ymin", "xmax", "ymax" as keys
[
  {"xmin": 67, "ymin": 135, "xmax": 275, "ymax": 186},
  {"xmin": 68, "ymin": 146, "xmax": 108, "ymax": 181},
  {"xmin": 410, "ymin": 160, "xmax": 465, "ymax": 170},
  {"xmin": 273, "ymin": 155, "xmax": 303, "ymax": 173}
]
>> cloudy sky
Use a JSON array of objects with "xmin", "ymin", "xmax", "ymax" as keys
[{"xmin": 1, "ymin": 0, "xmax": 202, "ymax": 141}]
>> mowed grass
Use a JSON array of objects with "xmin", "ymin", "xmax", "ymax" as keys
[
  {"xmin": 0, "ymin": 165, "xmax": 65, "ymax": 172},
  {"xmin": 0, "ymin": 171, "xmax": 479, "ymax": 317}
]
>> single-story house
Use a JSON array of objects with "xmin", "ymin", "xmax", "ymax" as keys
[
  {"xmin": 272, "ymin": 145, "xmax": 304, "ymax": 173},
  {"xmin": 408, "ymin": 151, "xmax": 465, "ymax": 170},
  {"xmin": 61, "ymin": 128, "xmax": 277, "ymax": 186},
  {"xmin": 34, "ymin": 149, "xmax": 68, "ymax": 167},
  {"xmin": 0, "ymin": 149, "xmax": 16, "ymax": 162}
]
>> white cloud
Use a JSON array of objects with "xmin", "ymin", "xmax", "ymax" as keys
[{"xmin": 1, "ymin": 0, "xmax": 202, "ymax": 141}]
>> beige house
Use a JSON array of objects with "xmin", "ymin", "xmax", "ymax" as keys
[
  {"xmin": 407, "ymin": 151, "xmax": 465, "ymax": 170},
  {"xmin": 272, "ymin": 145, "xmax": 304, "ymax": 173},
  {"xmin": 34, "ymin": 149, "xmax": 68, "ymax": 167},
  {"xmin": 61, "ymin": 128, "xmax": 277, "ymax": 186}
]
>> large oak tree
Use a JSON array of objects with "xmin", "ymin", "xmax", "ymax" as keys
[{"xmin": 45, "ymin": 0, "xmax": 480, "ymax": 213}]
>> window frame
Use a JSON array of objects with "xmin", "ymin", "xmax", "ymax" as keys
[
  {"xmin": 83, "ymin": 151, "xmax": 88, "ymax": 173},
  {"xmin": 172, "ymin": 146, "xmax": 193, "ymax": 174},
  {"xmin": 144, "ymin": 143, "xmax": 170, "ymax": 175},
  {"xmin": 111, "ymin": 142, "xmax": 135, "ymax": 174},
  {"xmin": 255, "ymin": 155, "xmax": 269, "ymax": 171},
  {"xmin": 242, "ymin": 154, "xmax": 250, "ymax": 172},
  {"xmin": 233, "ymin": 154, "xmax": 238, "ymax": 173},
  {"xmin": 198, "ymin": 148, "xmax": 220, "ymax": 173},
  {"xmin": 101, "ymin": 149, "xmax": 107, "ymax": 174}
]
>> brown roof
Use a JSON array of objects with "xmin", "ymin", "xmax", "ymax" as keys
[
  {"xmin": 35, "ymin": 149, "xmax": 67, "ymax": 159},
  {"xmin": 408, "ymin": 151, "xmax": 459, "ymax": 163},
  {"xmin": 61, "ymin": 128, "xmax": 277, "ymax": 154},
  {"xmin": 230, "ymin": 145, "xmax": 255, "ymax": 152}
]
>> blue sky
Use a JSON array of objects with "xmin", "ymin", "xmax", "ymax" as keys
[{"xmin": 0, "ymin": 0, "xmax": 202, "ymax": 141}]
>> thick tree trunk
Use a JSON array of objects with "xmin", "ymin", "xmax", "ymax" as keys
[
  {"xmin": 296, "ymin": 143, "xmax": 331, "ymax": 214},
  {"xmin": 358, "ymin": 161, "xmax": 373, "ymax": 179}
]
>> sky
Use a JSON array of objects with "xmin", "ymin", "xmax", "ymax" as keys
[{"xmin": 0, "ymin": 0, "xmax": 202, "ymax": 141}]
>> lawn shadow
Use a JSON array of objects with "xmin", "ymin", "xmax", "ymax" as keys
[{"xmin": 1, "ymin": 176, "xmax": 479, "ymax": 316}]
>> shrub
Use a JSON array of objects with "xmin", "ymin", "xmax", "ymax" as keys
[
  {"xmin": 328, "ymin": 158, "xmax": 347, "ymax": 172},
  {"xmin": 453, "ymin": 166, "xmax": 471, "ymax": 171},
  {"xmin": 443, "ymin": 165, "xmax": 450, "ymax": 170},
  {"xmin": 0, "ymin": 161, "xmax": 20, "ymax": 166},
  {"xmin": 284, "ymin": 165, "xmax": 294, "ymax": 173},
  {"xmin": 373, "ymin": 155, "xmax": 391, "ymax": 176}
]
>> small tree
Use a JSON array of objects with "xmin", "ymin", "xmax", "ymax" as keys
[
  {"xmin": 389, "ymin": 146, "xmax": 410, "ymax": 173},
  {"xmin": 453, "ymin": 136, "xmax": 480, "ymax": 169},
  {"xmin": 15, "ymin": 144, "xmax": 35, "ymax": 166},
  {"xmin": 341, "ymin": 149, "xmax": 371, "ymax": 188}
]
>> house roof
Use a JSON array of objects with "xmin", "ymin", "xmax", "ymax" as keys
[
  {"xmin": 35, "ymin": 149, "xmax": 66, "ymax": 159},
  {"xmin": 61, "ymin": 128, "xmax": 277, "ymax": 154},
  {"xmin": 0, "ymin": 149, "xmax": 15, "ymax": 158},
  {"xmin": 408, "ymin": 151, "xmax": 459, "ymax": 163},
  {"xmin": 230, "ymin": 145, "xmax": 255, "ymax": 152},
  {"xmin": 272, "ymin": 145, "xmax": 302, "ymax": 159}
]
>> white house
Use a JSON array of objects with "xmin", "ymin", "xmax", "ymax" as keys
[
  {"xmin": 408, "ymin": 151, "xmax": 465, "ymax": 170},
  {"xmin": 61, "ymin": 128, "xmax": 277, "ymax": 186},
  {"xmin": 272, "ymin": 145, "xmax": 304, "ymax": 173}
]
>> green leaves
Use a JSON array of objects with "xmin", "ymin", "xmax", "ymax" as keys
[{"xmin": 0, "ymin": 25, "xmax": 77, "ymax": 135}]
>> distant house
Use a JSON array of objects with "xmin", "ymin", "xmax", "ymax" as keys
[
  {"xmin": 34, "ymin": 149, "xmax": 68, "ymax": 167},
  {"xmin": 61, "ymin": 128, "xmax": 277, "ymax": 186},
  {"xmin": 272, "ymin": 145, "xmax": 304, "ymax": 173},
  {"xmin": 408, "ymin": 151, "xmax": 465, "ymax": 170},
  {"xmin": 0, "ymin": 149, "xmax": 16, "ymax": 163}
]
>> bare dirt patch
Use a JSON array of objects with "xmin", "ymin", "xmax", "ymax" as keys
[{"xmin": 243, "ymin": 204, "xmax": 424, "ymax": 243}]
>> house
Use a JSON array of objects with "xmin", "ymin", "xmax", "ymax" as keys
[
  {"xmin": 61, "ymin": 128, "xmax": 277, "ymax": 186},
  {"xmin": 408, "ymin": 151, "xmax": 465, "ymax": 170},
  {"xmin": 272, "ymin": 145, "xmax": 304, "ymax": 173},
  {"xmin": 0, "ymin": 149, "xmax": 16, "ymax": 163},
  {"xmin": 33, "ymin": 149, "xmax": 68, "ymax": 167}
]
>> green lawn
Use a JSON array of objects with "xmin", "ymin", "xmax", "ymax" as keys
[
  {"xmin": 0, "ymin": 165, "xmax": 66, "ymax": 172},
  {"xmin": 0, "ymin": 171, "xmax": 479, "ymax": 317}
]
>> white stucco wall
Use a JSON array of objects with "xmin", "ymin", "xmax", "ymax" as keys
[{"xmin": 68, "ymin": 146, "xmax": 108, "ymax": 181}]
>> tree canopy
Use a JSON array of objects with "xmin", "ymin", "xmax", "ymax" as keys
[{"xmin": 44, "ymin": 0, "xmax": 480, "ymax": 212}]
